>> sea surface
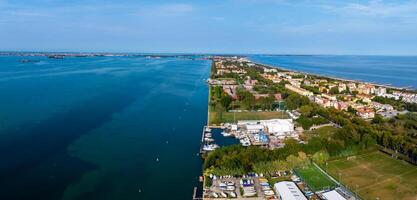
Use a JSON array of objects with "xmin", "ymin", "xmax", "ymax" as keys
[
  {"xmin": 0, "ymin": 56, "xmax": 210, "ymax": 200},
  {"xmin": 250, "ymin": 55, "xmax": 417, "ymax": 89}
]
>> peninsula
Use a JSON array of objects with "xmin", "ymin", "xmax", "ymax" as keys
[{"xmin": 199, "ymin": 56, "xmax": 417, "ymax": 200}]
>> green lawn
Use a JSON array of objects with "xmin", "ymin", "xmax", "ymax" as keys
[
  {"xmin": 326, "ymin": 151, "xmax": 417, "ymax": 200},
  {"xmin": 295, "ymin": 164, "xmax": 337, "ymax": 191}
]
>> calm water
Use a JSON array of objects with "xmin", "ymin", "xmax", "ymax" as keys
[
  {"xmin": 0, "ymin": 56, "xmax": 210, "ymax": 200},
  {"xmin": 250, "ymin": 55, "xmax": 417, "ymax": 89}
]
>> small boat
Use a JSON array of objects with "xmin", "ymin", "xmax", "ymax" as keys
[
  {"xmin": 204, "ymin": 137, "xmax": 214, "ymax": 142},
  {"xmin": 226, "ymin": 186, "xmax": 235, "ymax": 191},
  {"xmin": 205, "ymin": 127, "xmax": 211, "ymax": 132},
  {"xmin": 221, "ymin": 131, "xmax": 232, "ymax": 137},
  {"xmin": 220, "ymin": 192, "xmax": 227, "ymax": 198},
  {"xmin": 203, "ymin": 144, "xmax": 219, "ymax": 151},
  {"xmin": 229, "ymin": 192, "xmax": 237, "ymax": 198},
  {"xmin": 226, "ymin": 181, "xmax": 235, "ymax": 186},
  {"xmin": 212, "ymin": 192, "xmax": 219, "ymax": 198},
  {"xmin": 156, "ymin": 158, "xmax": 159, "ymax": 162}
]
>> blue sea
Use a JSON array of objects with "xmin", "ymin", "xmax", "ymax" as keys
[
  {"xmin": 250, "ymin": 55, "xmax": 417, "ymax": 89},
  {"xmin": 0, "ymin": 56, "xmax": 209, "ymax": 200}
]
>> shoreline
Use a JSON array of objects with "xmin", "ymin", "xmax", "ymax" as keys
[{"xmin": 252, "ymin": 60, "xmax": 416, "ymax": 91}]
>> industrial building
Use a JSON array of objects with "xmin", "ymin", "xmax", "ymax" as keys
[{"xmin": 274, "ymin": 181, "xmax": 307, "ymax": 200}]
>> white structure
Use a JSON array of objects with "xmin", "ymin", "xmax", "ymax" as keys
[
  {"xmin": 274, "ymin": 181, "xmax": 307, "ymax": 200},
  {"xmin": 245, "ymin": 124, "xmax": 264, "ymax": 133},
  {"xmin": 231, "ymin": 124, "xmax": 238, "ymax": 131},
  {"xmin": 261, "ymin": 119, "xmax": 294, "ymax": 135},
  {"xmin": 322, "ymin": 190, "xmax": 347, "ymax": 200}
]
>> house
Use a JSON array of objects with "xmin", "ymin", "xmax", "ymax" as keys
[
  {"xmin": 375, "ymin": 87, "xmax": 387, "ymax": 96},
  {"xmin": 322, "ymin": 93, "xmax": 337, "ymax": 101},
  {"xmin": 356, "ymin": 107, "xmax": 375, "ymax": 119},
  {"xmin": 285, "ymin": 84, "xmax": 314, "ymax": 96},
  {"xmin": 347, "ymin": 82, "xmax": 357, "ymax": 92},
  {"xmin": 333, "ymin": 101, "xmax": 348, "ymax": 111},
  {"xmin": 274, "ymin": 93, "xmax": 282, "ymax": 101},
  {"xmin": 338, "ymin": 83, "xmax": 346, "ymax": 92}
]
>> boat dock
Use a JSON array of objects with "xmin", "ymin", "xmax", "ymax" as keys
[{"xmin": 199, "ymin": 126, "xmax": 220, "ymax": 155}]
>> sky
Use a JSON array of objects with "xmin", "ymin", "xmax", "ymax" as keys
[{"xmin": 1, "ymin": 0, "xmax": 417, "ymax": 55}]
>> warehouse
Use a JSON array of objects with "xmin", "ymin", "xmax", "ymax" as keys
[
  {"xmin": 261, "ymin": 119, "xmax": 294, "ymax": 135},
  {"xmin": 274, "ymin": 181, "xmax": 307, "ymax": 200}
]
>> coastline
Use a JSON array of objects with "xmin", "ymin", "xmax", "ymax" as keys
[{"xmin": 251, "ymin": 60, "xmax": 416, "ymax": 91}]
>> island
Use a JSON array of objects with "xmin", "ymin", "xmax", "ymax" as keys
[{"xmin": 197, "ymin": 56, "xmax": 417, "ymax": 200}]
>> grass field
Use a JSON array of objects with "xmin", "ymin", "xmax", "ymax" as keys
[
  {"xmin": 295, "ymin": 164, "xmax": 337, "ymax": 191},
  {"xmin": 326, "ymin": 151, "xmax": 417, "ymax": 200},
  {"xmin": 208, "ymin": 110, "xmax": 289, "ymax": 125}
]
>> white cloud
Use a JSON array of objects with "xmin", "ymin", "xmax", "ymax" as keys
[{"xmin": 324, "ymin": 0, "xmax": 417, "ymax": 18}]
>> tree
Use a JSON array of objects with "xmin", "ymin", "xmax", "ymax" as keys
[
  {"xmin": 259, "ymin": 95, "xmax": 275, "ymax": 110},
  {"xmin": 220, "ymin": 95, "xmax": 232, "ymax": 109},
  {"xmin": 312, "ymin": 151, "xmax": 330, "ymax": 165},
  {"xmin": 329, "ymin": 86, "xmax": 339, "ymax": 95},
  {"xmin": 298, "ymin": 152, "xmax": 310, "ymax": 167},
  {"xmin": 286, "ymin": 155, "xmax": 302, "ymax": 169},
  {"xmin": 299, "ymin": 105, "xmax": 313, "ymax": 117},
  {"xmin": 285, "ymin": 93, "xmax": 310, "ymax": 110}
]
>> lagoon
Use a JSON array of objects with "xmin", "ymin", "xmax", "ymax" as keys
[{"xmin": 0, "ymin": 56, "xmax": 210, "ymax": 200}]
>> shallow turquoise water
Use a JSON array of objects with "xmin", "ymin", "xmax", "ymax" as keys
[
  {"xmin": 0, "ymin": 56, "xmax": 210, "ymax": 199},
  {"xmin": 250, "ymin": 55, "xmax": 417, "ymax": 89}
]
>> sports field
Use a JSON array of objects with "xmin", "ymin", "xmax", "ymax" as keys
[
  {"xmin": 326, "ymin": 151, "xmax": 417, "ymax": 200},
  {"xmin": 296, "ymin": 164, "xmax": 337, "ymax": 191}
]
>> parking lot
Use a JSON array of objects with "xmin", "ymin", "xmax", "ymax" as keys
[{"xmin": 204, "ymin": 174, "xmax": 278, "ymax": 200}]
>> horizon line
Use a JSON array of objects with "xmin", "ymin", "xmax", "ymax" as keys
[{"xmin": 1, "ymin": 50, "xmax": 417, "ymax": 57}]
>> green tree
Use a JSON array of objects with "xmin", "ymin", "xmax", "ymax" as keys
[
  {"xmin": 329, "ymin": 86, "xmax": 339, "ymax": 94},
  {"xmin": 312, "ymin": 151, "xmax": 330, "ymax": 165},
  {"xmin": 220, "ymin": 95, "xmax": 232, "ymax": 109}
]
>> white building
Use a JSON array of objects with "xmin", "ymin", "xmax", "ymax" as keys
[
  {"xmin": 321, "ymin": 190, "xmax": 347, "ymax": 200},
  {"xmin": 261, "ymin": 119, "xmax": 294, "ymax": 135},
  {"xmin": 245, "ymin": 124, "xmax": 264, "ymax": 133},
  {"xmin": 274, "ymin": 181, "xmax": 307, "ymax": 200}
]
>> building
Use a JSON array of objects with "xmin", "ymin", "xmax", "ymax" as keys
[
  {"xmin": 321, "ymin": 190, "xmax": 347, "ymax": 200},
  {"xmin": 375, "ymin": 87, "xmax": 386, "ymax": 96},
  {"xmin": 245, "ymin": 124, "xmax": 264, "ymax": 133},
  {"xmin": 347, "ymin": 83, "xmax": 356, "ymax": 92},
  {"xmin": 222, "ymin": 85, "xmax": 238, "ymax": 99},
  {"xmin": 322, "ymin": 93, "xmax": 337, "ymax": 101},
  {"xmin": 338, "ymin": 83, "xmax": 346, "ymax": 92},
  {"xmin": 357, "ymin": 84, "xmax": 375, "ymax": 95},
  {"xmin": 274, "ymin": 93, "xmax": 282, "ymax": 101},
  {"xmin": 285, "ymin": 84, "xmax": 314, "ymax": 96},
  {"xmin": 274, "ymin": 181, "xmax": 307, "ymax": 200},
  {"xmin": 356, "ymin": 107, "xmax": 375, "ymax": 119},
  {"xmin": 333, "ymin": 101, "xmax": 348, "ymax": 111},
  {"xmin": 261, "ymin": 119, "xmax": 294, "ymax": 135}
]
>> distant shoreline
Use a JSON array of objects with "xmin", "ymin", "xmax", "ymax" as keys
[{"xmin": 251, "ymin": 59, "xmax": 416, "ymax": 91}]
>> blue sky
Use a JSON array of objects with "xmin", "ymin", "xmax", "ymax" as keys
[{"xmin": 1, "ymin": 0, "xmax": 417, "ymax": 55}]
